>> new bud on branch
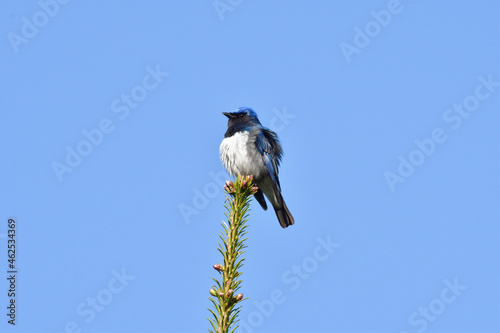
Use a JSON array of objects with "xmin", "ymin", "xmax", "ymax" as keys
[{"xmin": 224, "ymin": 180, "xmax": 235, "ymax": 193}]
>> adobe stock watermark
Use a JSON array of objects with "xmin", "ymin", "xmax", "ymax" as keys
[
  {"xmin": 51, "ymin": 64, "xmax": 169, "ymax": 183},
  {"xmin": 401, "ymin": 277, "xmax": 467, "ymax": 333},
  {"xmin": 339, "ymin": 0, "xmax": 408, "ymax": 64},
  {"xmin": 59, "ymin": 267, "xmax": 135, "ymax": 333},
  {"xmin": 178, "ymin": 106, "xmax": 296, "ymax": 225},
  {"xmin": 236, "ymin": 235, "xmax": 340, "ymax": 333},
  {"xmin": 384, "ymin": 74, "xmax": 499, "ymax": 192},
  {"xmin": 7, "ymin": 0, "xmax": 71, "ymax": 54},
  {"xmin": 213, "ymin": 0, "xmax": 243, "ymax": 21}
]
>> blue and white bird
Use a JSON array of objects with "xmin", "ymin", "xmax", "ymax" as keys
[{"xmin": 219, "ymin": 107, "xmax": 294, "ymax": 228}]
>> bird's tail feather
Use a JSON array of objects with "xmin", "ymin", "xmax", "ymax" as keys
[
  {"xmin": 253, "ymin": 189, "xmax": 268, "ymax": 211},
  {"xmin": 275, "ymin": 200, "xmax": 294, "ymax": 228}
]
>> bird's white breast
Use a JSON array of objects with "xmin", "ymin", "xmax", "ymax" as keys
[{"xmin": 219, "ymin": 131, "xmax": 265, "ymax": 178}]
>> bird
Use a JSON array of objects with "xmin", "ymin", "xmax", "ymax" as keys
[{"xmin": 219, "ymin": 107, "xmax": 294, "ymax": 228}]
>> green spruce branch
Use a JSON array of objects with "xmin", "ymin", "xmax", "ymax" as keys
[{"xmin": 208, "ymin": 175, "xmax": 257, "ymax": 333}]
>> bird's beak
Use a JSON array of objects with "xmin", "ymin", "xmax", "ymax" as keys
[{"xmin": 222, "ymin": 112, "xmax": 232, "ymax": 118}]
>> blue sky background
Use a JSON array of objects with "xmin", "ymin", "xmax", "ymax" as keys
[{"xmin": 1, "ymin": 1, "xmax": 499, "ymax": 332}]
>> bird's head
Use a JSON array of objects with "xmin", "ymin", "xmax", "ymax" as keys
[{"xmin": 222, "ymin": 107, "xmax": 261, "ymax": 128}]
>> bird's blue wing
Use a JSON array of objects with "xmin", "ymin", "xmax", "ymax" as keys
[{"xmin": 254, "ymin": 127, "xmax": 283, "ymax": 190}]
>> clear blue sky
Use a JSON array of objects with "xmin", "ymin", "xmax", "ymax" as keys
[{"xmin": 1, "ymin": 1, "xmax": 499, "ymax": 332}]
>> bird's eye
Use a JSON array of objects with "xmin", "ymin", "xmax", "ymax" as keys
[{"xmin": 239, "ymin": 114, "xmax": 244, "ymax": 118}]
